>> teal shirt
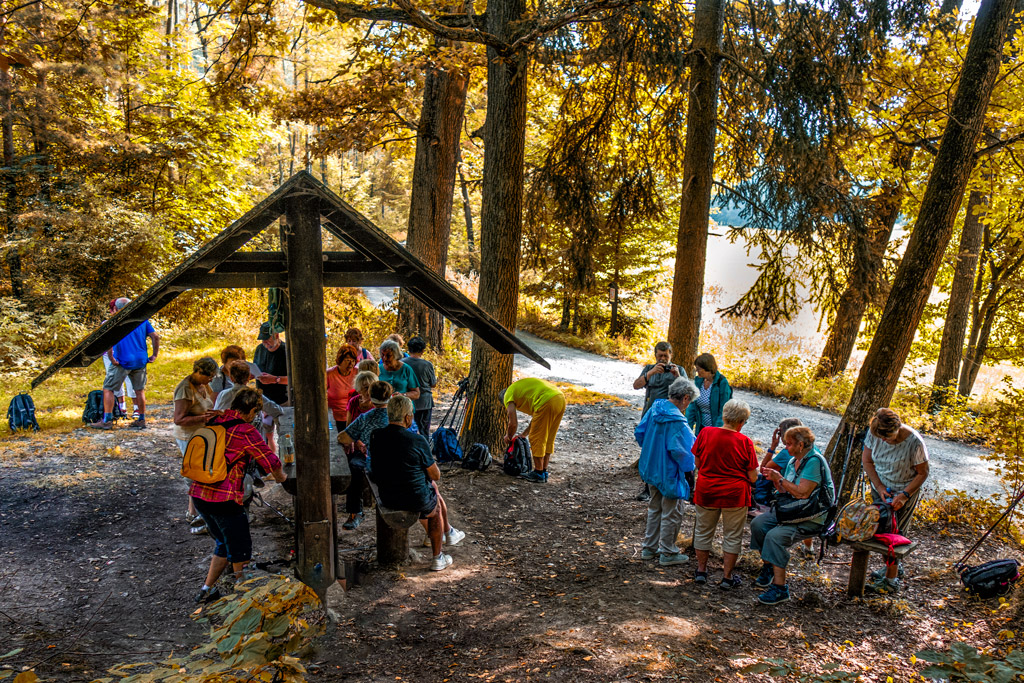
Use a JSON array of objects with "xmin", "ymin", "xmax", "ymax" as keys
[
  {"xmin": 379, "ymin": 362, "xmax": 420, "ymax": 394},
  {"xmin": 782, "ymin": 449, "xmax": 829, "ymax": 525}
]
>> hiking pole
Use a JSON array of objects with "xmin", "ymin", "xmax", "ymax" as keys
[
  {"xmin": 252, "ymin": 491, "xmax": 293, "ymax": 524},
  {"xmin": 954, "ymin": 487, "xmax": 1024, "ymax": 570}
]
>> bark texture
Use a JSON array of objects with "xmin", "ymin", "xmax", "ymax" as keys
[
  {"xmin": 825, "ymin": 0, "xmax": 1017, "ymax": 489},
  {"xmin": 666, "ymin": 0, "xmax": 727, "ymax": 374},
  {"xmin": 397, "ymin": 59, "xmax": 469, "ymax": 349},
  {"xmin": 465, "ymin": 0, "xmax": 528, "ymax": 452}
]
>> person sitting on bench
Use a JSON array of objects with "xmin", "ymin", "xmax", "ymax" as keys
[{"xmin": 368, "ymin": 396, "xmax": 465, "ymax": 572}]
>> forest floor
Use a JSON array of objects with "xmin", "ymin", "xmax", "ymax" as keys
[{"xmin": 1, "ymin": 396, "xmax": 1021, "ymax": 682}]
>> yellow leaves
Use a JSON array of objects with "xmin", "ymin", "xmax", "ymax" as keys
[
  {"xmin": 998, "ymin": 629, "xmax": 1016, "ymax": 640},
  {"xmin": 13, "ymin": 673, "xmax": 36, "ymax": 683}
]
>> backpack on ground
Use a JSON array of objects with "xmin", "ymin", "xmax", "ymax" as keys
[
  {"xmin": 181, "ymin": 419, "xmax": 246, "ymax": 484},
  {"xmin": 82, "ymin": 389, "xmax": 126, "ymax": 425},
  {"xmin": 503, "ymin": 436, "xmax": 532, "ymax": 476},
  {"xmin": 462, "ymin": 443, "xmax": 492, "ymax": 471},
  {"xmin": 960, "ymin": 559, "xmax": 1021, "ymax": 599},
  {"xmin": 432, "ymin": 427, "xmax": 463, "ymax": 463},
  {"xmin": 8, "ymin": 392, "xmax": 40, "ymax": 432},
  {"xmin": 835, "ymin": 499, "xmax": 895, "ymax": 542}
]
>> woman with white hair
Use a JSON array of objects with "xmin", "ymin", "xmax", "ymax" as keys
[
  {"xmin": 378, "ymin": 339, "xmax": 420, "ymax": 401},
  {"xmin": 691, "ymin": 398, "xmax": 758, "ymax": 588},
  {"xmin": 635, "ymin": 377, "xmax": 699, "ymax": 567}
]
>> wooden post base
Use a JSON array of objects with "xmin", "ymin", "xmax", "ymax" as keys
[
  {"xmin": 376, "ymin": 507, "xmax": 411, "ymax": 566},
  {"xmin": 848, "ymin": 549, "xmax": 870, "ymax": 597}
]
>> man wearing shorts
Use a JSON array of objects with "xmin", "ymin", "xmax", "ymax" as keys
[
  {"xmin": 369, "ymin": 396, "xmax": 465, "ymax": 571},
  {"xmin": 503, "ymin": 377, "xmax": 566, "ymax": 483},
  {"xmin": 90, "ymin": 304, "xmax": 159, "ymax": 430}
]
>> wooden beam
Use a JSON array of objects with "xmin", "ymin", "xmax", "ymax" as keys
[
  {"xmin": 168, "ymin": 272, "xmax": 405, "ymax": 289},
  {"xmin": 214, "ymin": 251, "xmax": 378, "ymax": 273},
  {"xmin": 284, "ymin": 194, "xmax": 336, "ymax": 602}
]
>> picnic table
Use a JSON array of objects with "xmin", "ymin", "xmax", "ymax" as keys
[{"xmin": 277, "ymin": 408, "xmax": 352, "ymax": 576}]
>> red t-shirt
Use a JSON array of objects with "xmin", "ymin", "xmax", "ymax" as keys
[{"xmin": 692, "ymin": 427, "xmax": 757, "ymax": 508}]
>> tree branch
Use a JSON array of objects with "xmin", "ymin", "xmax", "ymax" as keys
[
  {"xmin": 974, "ymin": 130, "xmax": 1024, "ymax": 159},
  {"xmin": 507, "ymin": 0, "xmax": 639, "ymax": 53}
]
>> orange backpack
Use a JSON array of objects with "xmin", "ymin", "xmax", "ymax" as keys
[{"xmin": 181, "ymin": 419, "xmax": 245, "ymax": 483}]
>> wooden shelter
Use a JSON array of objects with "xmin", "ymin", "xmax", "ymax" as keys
[{"xmin": 33, "ymin": 171, "xmax": 548, "ymax": 599}]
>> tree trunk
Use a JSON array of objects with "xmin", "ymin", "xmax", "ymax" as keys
[
  {"xmin": 398, "ymin": 55, "xmax": 469, "ymax": 350},
  {"xmin": 816, "ymin": 146, "xmax": 912, "ymax": 377},
  {"xmin": 458, "ymin": 159, "xmax": 475, "ymax": 252},
  {"xmin": 560, "ymin": 293, "xmax": 571, "ymax": 329},
  {"xmin": 958, "ymin": 286, "xmax": 1001, "ymax": 397},
  {"xmin": 0, "ymin": 54, "xmax": 23, "ymax": 299},
  {"xmin": 465, "ymin": 0, "xmax": 528, "ymax": 452},
  {"xmin": 825, "ymin": 0, "xmax": 1016, "ymax": 493},
  {"xmin": 666, "ymin": 0, "xmax": 727, "ymax": 375},
  {"xmin": 931, "ymin": 188, "xmax": 986, "ymax": 403}
]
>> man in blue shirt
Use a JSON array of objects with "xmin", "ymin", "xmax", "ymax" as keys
[{"xmin": 90, "ymin": 303, "xmax": 160, "ymax": 430}]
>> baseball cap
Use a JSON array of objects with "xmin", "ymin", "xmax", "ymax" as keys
[
  {"xmin": 114, "ymin": 298, "xmax": 130, "ymax": 311},
  {"xmin": 258, "ymin": 322, "xmax": 272, "ymax": 341}
]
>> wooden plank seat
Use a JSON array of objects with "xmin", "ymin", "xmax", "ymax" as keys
[
  {"xmin": 844, "ymin": 539, "xmax": 919, "ymax": 597},
  {"xmin": 366, "ymin": 478, "xmax": 420, "ymax": 566}
]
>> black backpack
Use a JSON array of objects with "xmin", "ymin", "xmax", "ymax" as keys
[
  {"xmin": 7, "ymin": 392, "xmax": 39, "ymax": 432},
  {"xmin": 462, "ymin": 443, "xmax": 492, "ymax": 471},
  {"xmin": 959, "ymin": 559, "xmax": 1021, "ymax": 599},
  {"xmin": 503, "ymin": 436, "xmax": 532, "ymax": 476},
  {"xmin": 83, "ymin": 390, "xmax": 126, "ymax": 425}
]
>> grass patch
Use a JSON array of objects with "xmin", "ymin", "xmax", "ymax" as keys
[
  {"xmin": 29, "ymin": 469, "xmax": 104, "ymax": 489},
  {"xmin": 552, "ymin": 382, "xmax": 633, "ymax": 408}
]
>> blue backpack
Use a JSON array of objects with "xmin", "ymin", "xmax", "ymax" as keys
[
  {"xmin": 432, "ymin": 427, "xmax": 463, "ymax": 463},
  {"xmin": 8, "ymin": 392, "xmax": 40, "ymax": 432}
]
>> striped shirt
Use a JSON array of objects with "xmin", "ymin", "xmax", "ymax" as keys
[
  {"xmin": 696, "ymin": 383, "xmax": 713, "ymax": 427},
  {"xmin": 188, "ymin": 410, "xmax": 281, "ymax": 505},
  {"xmin": 864, "ymin": 427, "xmax": 929, "ymax": 491}
]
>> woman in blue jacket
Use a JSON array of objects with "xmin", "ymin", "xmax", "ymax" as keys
[
  {"xmin": 635, "ymin": 377, "xmax": 699, "ymax": 567},
  {"xmin": 686, "ymin": 353, "xmax": 732, "ymax": 435}
]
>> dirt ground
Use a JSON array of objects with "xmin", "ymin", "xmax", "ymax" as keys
[{"xmin": 1, "ymin": 398, "xmax": 1022, "ymax": 682}]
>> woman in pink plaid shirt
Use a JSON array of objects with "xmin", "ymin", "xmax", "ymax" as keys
[{"xmin": 191, "ymin": 388, "xmax": 287, "ymax": 604}]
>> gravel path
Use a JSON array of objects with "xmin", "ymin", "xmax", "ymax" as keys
[{"xmin": 513, "ymin": 331, "xmax": 997, "ymax": 496}]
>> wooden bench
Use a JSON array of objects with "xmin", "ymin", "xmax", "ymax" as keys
[
  {"xmin": 366, "ymin": 478, "xmax": 420, "ymax": 566},
  {"xmin": 845, "ymin": 539, "xmax": 919, "ymax": 596}
]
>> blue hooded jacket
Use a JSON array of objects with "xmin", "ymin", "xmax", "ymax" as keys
[{"xmin": 635, "ymin": 399, "xmax": 697, "ymax": 500}]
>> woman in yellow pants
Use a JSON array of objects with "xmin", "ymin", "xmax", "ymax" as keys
[{"xmin": 503, "ymin": 378, "xmax": 566, "ymax": 483}]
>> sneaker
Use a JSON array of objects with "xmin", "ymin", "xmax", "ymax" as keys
[
  {"xmin": 127, "ymin": 419, "xmax": 146, "ymax": 430},
  {"xmin": 88, "ymin": 420, "xmax": 112, "ymax": 430},
  {"xmin": 757, "ymin": 583, "xmax": 790, "ymax": 605},
  {"xmin": 640, "ymin": 549, "xmax": 659, "ymax": 561},
  {"xmin": 446, "ymin": 527, "xmax": 466, "ymax": 546},
  {"xmin": 755, "ymin": 563, "xmax": 774, "ymax": 588},
  {"xmin": 659, "ymin": 552, "xmax": 689, "ymax": 566},
  {"xmin": 194, "ymin": 586, "xmax": 222, "ymax": 604},
  {"xmin": 430, "ymin": 553, "xmax": 453, "ymax": 571},
  {"xmin": 636, "ymin": 483, "xmax": 652, "ymax": 502},
  {"xmin": 132, "ymin": 410, "xmax": 140, "ymax": 420},
  {"xmin": 523, "ymin": 470, "xmax": 547, "ymax": 483},
  {"xmin": 719, "ymin": 574, "xmax": 743, "ymax": 590},
  {"xmin": 870, "ymin": 564, "xmax": 905, "ymax": 580},
  {"xmin": 694, "ymin": 570, "xmax": 708, "ymax": 585},
  {"xmin": 865, "ymin": 577, "xmax": 900, "ymax": 595},
  {"xmin": 189, "ymin": 521, "xmax": 208, "ymax": 535},
  {"xmin": 342, "ymin": 513, "xmax": 363, "ymax": 530}
]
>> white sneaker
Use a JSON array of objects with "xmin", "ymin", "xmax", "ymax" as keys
[
  {"xmin": 446, "ymin": 527, "xmax": 466, "ymax": 546},
  {"xmin": 431, "ymin": 553, "xmax": 453, "ymax": 571},
  {"xmin": 422, "ymin": 535, "xmax": 432, "ymax": 547}
]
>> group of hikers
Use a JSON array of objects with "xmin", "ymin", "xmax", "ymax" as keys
[
  {"xmin": 86, "ymin": 303, "xmax": 930, "ymax": 606},
  {"xmin": 632, "ymin": 341, "xmax": 930, "ymax": 604}
]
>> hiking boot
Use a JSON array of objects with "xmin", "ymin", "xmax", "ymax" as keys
[
  {"xmin": 659, "ymin": 552, "xmax": 689, "ymax": 566},
  {"xmin": 446, "ymin": 527, "xmax": 466, "ymax": 546},
  {"xmin": 194, "ymin": 586, "xmax": 222, "ymax": 604},
  {"xmin": 719, "ymin": 574, "xmax": 743, "ymax": 590},
  {"xmin": 755, "ymin": 563, "xmax": 774, "ymax": 588},
  {"xmin": 636, "ymin": 483, "xmax": 652, "ymax": 502},
  {"xmin": 757, "ymin": 583, "xmax": 790, "ymax": 605},
  {"xmin": 431, "ymin": 553, "xmax": 453, "ymax": 571},
  {"xmin": 342, "ymin": 513, "xmax": 363, "ymax": 530},
  {"xmin": 640, "ymin": 548, "xmax": 659, "ymax": 561},
  {"xmin": 870, "ymin": 564, "xmax": 905, "ymax": 580},
  {"xmin": 88, "ymin": 420, "xmax": 112, "ymax": 430},
  {"xmin": 865, "ymin": 577, "xmax": 900, "ymax": 595},
  {"xmin": 523, "ymin": 470, "xmax": 547, "ymax": 483},
  {"xmin": 127, "ymin": 419, "xmax": 146, "ymax": 430}
]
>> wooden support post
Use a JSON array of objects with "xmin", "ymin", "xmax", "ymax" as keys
[
  {"xmin": 375, "ymin": 507, "xmax": 411, "ymax": 566},
  {"xmin": 284, "ymin": 195, "xmax": 335, "ymax": 601},
  {"xmin": 848, "ymin": 549, "xmax": 870, "ymax": 597}
]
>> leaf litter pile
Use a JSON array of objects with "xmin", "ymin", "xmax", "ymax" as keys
[{"xmin": 0, "ymin": 400, "xmax": 1021, "ymax": 682}]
